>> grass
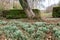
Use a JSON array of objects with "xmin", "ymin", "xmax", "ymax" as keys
[
  {"xmin": 41, "ymin": 12, "xmax": 52, "ymax": 18},
  {"xmin": 0, "ymin": 5, "xmax": 4, "ymax": 10}
]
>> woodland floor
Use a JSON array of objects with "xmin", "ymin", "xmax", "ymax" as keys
[
  {"xmin": 0, "ymin": 17, "xmax": 60, "ymax": 40},
  {"xmin": 0, "ymin": 13, "xmax": 60, "ymax": 40}
]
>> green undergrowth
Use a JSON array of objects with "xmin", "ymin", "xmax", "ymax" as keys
[
  {"xmin": 0, "ymin": 20, "xmax": 60, "ymax": 40},
  {"xmin": 53, "ymin": 7, "xmax": 60, "ymax": 18},
  {"xmin": 2, "ymin": 9, "xmax": 40, "ymax": 19}
]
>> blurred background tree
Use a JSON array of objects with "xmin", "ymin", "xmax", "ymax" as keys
[{"xmin": 19, "ymin": 0, "xmax": 36, "ymax": 19}]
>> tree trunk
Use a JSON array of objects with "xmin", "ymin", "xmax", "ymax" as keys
[{"xmin": 19, "ymin": 0, "xmax": 35, "ymax": 18}]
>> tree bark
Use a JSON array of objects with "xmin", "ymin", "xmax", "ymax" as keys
[{"xmin": 19, "ymin": 0, "xmax": 35, "ymax": 18}]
